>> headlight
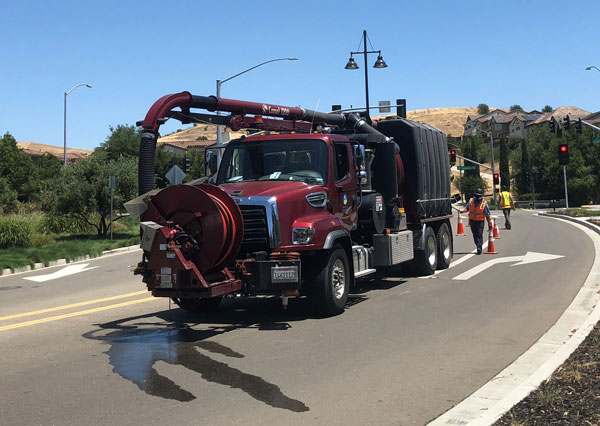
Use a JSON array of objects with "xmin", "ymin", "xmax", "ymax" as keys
[{"xmin": 292, "ymin": 227, "xmax": 315, "ymax": 245}]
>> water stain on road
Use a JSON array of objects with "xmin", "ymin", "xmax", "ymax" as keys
[{"xmin": 84, "ymin": 314, "xmax": 309, "ymax": 412}]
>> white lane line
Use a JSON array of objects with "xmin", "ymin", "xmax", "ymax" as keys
[
  {"xmin": 23, "ymin": 264, "xmax": 99, "ymax": 283},
  {"xmin": 452, "ymin": 252, "xmax": 564, "ymax": 281}
]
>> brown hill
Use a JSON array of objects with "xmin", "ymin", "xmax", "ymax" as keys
[{"xmin": 375, "ymin": 107, "xmax": 482, "ymax": 137}]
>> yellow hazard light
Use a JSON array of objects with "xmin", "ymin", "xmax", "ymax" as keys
[
  {"xmin": 385, "ymin": 228, "xmax": 391, "ymax": 234},
  {"xmin": 291, "ymin": 131, "xmax": 296, "ymax": 134},
  {"xmin": 398, "ymin": 208, "xmax": 405, "ymax": 213}
]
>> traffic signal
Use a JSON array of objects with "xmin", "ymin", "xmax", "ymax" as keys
[
  {"xmin": 549, "ymin": 119, "xmax": 555, "ymax": 133},
  {"xmin": 563, "ymin": 115, "xmax": 570, "ymax": 131},
  {"xmin": 576, "ymin": 118, "xmax": 583, "ymax": 134},
  {"xmin": 558, "ymin": 144, "xmax": 569, "ymax": 166},
  {"xmin": 184, "ymin": 156, "xmax": 191, "ymax": 174},
  {"xmin": 450, "ymin": 149, "xmax": 456, "ymax": 164},
  {"xmin": 493, "ymin": 173, "xmax": 499, "ymax": 186}
]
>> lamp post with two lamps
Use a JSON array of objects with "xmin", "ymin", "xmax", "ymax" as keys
[
  {"xmin": 344, "ymin": 29, "xmax": 388, "ymax": 122},
  {"xmin": 64, "ymin": 83, "xmax": 92, "ymax": 167},
  {"xmin": 215, "ymin": 57, "xmax": 298, "ymax": 165}
]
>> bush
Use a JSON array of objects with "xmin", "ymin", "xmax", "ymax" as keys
[
  {"xmin": 39, "ymin": 215, "xmax": 92, "ymax": 234},
  {"xmin": 0, "ymin": 215, "xmax": 35, "ymax": 249}
]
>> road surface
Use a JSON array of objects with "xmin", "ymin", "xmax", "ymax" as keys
[{"xmin": 0, "ymin": 210, "xmax": 593, "ymax": 425}]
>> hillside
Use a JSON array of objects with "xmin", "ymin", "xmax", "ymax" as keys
[{"xmin": 375, "ymin": 107, "xmax": 481, "ymax": 137}]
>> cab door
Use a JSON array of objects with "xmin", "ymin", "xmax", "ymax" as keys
[{"xmin": 331, "ymin": 141, "xmax": 358, "ymax": 231}]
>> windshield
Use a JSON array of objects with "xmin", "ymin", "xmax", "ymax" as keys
[{"xmin": 217, "ymin": 139, "xmax": 328, "ymax": 185}]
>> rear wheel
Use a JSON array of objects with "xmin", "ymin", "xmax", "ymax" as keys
[
  {"xmin": 436, "ymin": 222, "xmax": 452, "ymax": 270},
  {"xmin": 171, "ymin": 296, "xmax": 223, "ymax": 313},
  {"xmin": 414, "ymin": 226, "xmax": 437, "ymax": 276},
  {"xmin": 308, "ymin": 247, "xmax": 350, "ymax": 316}
]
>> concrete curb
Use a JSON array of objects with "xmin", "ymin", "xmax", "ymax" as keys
[
  {"xmin": 429, "ymin": 213, "xmax": 600, "ymax": 426},
  {"xmin": 0, "ymin": 244, "xmax": 141, "ymax": 277}
]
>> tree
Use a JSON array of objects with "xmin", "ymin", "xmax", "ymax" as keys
[
  {"xmin": 499, "ymin": 138, "xmax": 510, "ymax": 191},
  {"xmin": 518, "ymin": 138, "xmax": 531, "ymax": 195},
  {"xmin": 50, "ymin": 155, "xmax": 138, "ymax": 237},
  {"xmin": 477, "ymin": 104, "xmax": 489, "ymax": 115},
  {"xmin": 542, "ymin": 105, "xmax": 553, "ymax": 113},
  {"xmin": 0, "ymin": 132, "xmax": 36, "ymax": 202},
  {"xmin": 96, "ymin": 124, "xmax": 142, "ymax": 160},
  {"xmin": 509, "ymin": 104, "xmax": 523, "ymax": 112}
]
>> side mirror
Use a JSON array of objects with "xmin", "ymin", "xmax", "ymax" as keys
[
  {"xmin": 353, "ymin": 144, "xmax": 367, "ymax": 184},
  {"xmin": 206, "ymin": 151, "xmax": 218, "ymax": 176}
]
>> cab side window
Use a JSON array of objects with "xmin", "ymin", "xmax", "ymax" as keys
[{"xmin": 334, "ymin": 143, "xmax": 349, "ymax": 182}]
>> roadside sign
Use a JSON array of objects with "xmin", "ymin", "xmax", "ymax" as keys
[
  {"xmin": 109, "ymin": 175, "xmax": 116, "ymax": 189},
  {"xmin": 593, "ymin": 137, "xmax": 600, "ymax": 145},
  {"xmin": 457, "ymin": 165, "xmax": 477, "ymax": 171},
  {"xmin": 166, "ymin": 165, "xmax": 186, "ymax": 185}
]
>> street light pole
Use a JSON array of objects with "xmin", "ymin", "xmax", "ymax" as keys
[
  {"xmin": 586, "ymin": 65, "xmax": 600, "ymax": 72},
  {"xmin": 215, "ymin": 57, "xmax": 298, "ymax": 166},
  {"xmin": 345, "ymin": 30, "xmax": 388, "ymax": 123},
  {"xmin": 63, "ymin": 83, "xmax": 92, "ymax": 167}
]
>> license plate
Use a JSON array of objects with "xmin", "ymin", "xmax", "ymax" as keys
[{"xmin": 271, "ymin": 266, "xmax": 299, "ymax": 283}]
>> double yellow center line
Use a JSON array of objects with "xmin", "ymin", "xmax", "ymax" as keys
[{"xmin": 0, "ymin": 291, "xmax": 156, "ymax": 332}]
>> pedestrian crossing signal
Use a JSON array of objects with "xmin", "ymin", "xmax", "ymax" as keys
[{"xmin": 558, "ymin": 144, "xmax": 569, "ymax": 166}]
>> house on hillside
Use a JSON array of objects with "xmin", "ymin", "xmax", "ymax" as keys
[
  {"xmin": 463, "ymin": 109, "xmax": 506, "ymax": 136},
  {"xmin": 583, "ymin": 111, "xmax": 600, "ymax": 126},
  {"xmin": 526, "ymin": 106, "xmax": 590, "ymax": 135},
  {"xmin": 508, "ymin": 113, "xmax": 542, "ymax": 139},
  {"xmin": 157, "ymin": 125, "xmax": 246, "ymax": 154}
]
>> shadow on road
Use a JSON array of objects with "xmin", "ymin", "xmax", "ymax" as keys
[
  {"xmin": 82, "ymin": 275, "xmax": 408, "ymax": 410},
  {"xmin": 83, "ymin": 306, "xmax": 309, "ymax": 412}
]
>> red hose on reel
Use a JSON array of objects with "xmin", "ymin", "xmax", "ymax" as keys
[{"xmin": 143, "ymin": 184, "xmax": 243, "ymax": 274}]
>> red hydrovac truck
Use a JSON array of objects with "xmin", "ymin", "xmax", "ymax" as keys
[{"xmin": 131, "ymin": 92, "xmax": 454, "ymax": 316}]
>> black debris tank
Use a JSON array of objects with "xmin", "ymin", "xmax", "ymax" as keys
[{"xmin": 375, "ymin": 118, "xmax": 452, "ymax": 221}]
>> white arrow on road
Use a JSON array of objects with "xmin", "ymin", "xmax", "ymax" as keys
[
  {"xmin": 452, "ymin": 252, "xmax": 564, "ymax": 281},
  {"xmin": 24, "ymin": 264, "xmax": 99, "ymax": 283}
]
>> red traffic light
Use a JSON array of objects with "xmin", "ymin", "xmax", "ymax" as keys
[
  {"xmin": 450, "ymin": 149, "xmax": 456, "ymax": 155},
  {"xmin": 493, "ymin": 173, "xmax": 499, "ymax": 185},
  {"xmin": 560, "ymin": 145, "xmax": 567, "ymax": 152}
]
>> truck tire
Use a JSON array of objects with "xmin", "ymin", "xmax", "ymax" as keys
[
  {"xmin": 172, "ymin": 296, "xmax": 222, "ymax": 313},
  {"xmin": 436, "ymin": 222, "xmax": 452, "ymax": 270},
  {"xmin": 414, "ymin": 226, "xmax": 437, "ymax": 276},
  {"xmin": 309, "ymin": 247, "xmax": 349, "ymax": 316}
]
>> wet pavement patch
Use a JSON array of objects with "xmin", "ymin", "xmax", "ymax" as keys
[
  {"xmin": 0, "ymin": 286, "xmax": 21, "ymax": 291},
  {"xmin": 84, "ymin": 314, "xmax": 309, "ymax": 412}
]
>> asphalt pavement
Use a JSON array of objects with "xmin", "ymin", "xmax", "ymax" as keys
[{"xmin": 0, "ymin": 210, "xmax": 595, "ymax": 426}]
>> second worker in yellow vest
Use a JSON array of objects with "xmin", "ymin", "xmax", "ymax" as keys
[{"xmin": 498, "ymin": 186, "xmax": 515, "ymax": 230}]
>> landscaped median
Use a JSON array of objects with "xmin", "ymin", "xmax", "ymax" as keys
[{"xmin": 0, "ymin": 214, "xmax": 140, "ymax": 274}]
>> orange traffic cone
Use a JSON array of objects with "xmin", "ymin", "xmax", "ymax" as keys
[
  {"xmin": 485, "ymin": 226, "xmax": 498, "ymax": 254},
  {"xmin": 493, "ymin": 216, "xmax": 500, "ymax": 239},
  {"xmin": 456, "ymin": 211, "xmax": 466, "ymax": 236}
]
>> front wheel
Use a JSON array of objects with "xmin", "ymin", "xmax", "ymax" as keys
[{"xmin": 308, "ymin": 247, "xmax": 350, "ymax": 316}]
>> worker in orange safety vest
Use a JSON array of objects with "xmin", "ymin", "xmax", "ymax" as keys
[{"xmin": 459, "ymin": 188, "xmax": 493, "ymax": 255}]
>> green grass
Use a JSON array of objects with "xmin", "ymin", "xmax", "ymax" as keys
[
  {"xmin": 0, "ymin": 216, "xmax": 139, "ymax": 270},
  {"xmin": 548, "ymin": 208, "xmax": 600, "ymax": 217}
]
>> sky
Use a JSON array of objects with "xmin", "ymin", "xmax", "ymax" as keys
[{"xmin": 2, "ymin": 0, "xmax": 599, "ymax": 151}]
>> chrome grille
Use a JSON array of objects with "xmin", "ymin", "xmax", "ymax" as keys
[{"xmin": 239, "ymin": 205, "xmax": 269, "ymax": 254}]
